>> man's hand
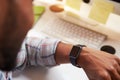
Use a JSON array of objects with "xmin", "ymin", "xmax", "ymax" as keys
[
  {"xmin": 55, "ymin": 42, "xmax": 120, "ymax": 80},
  {"xmin": 78, "ymin": 47, "xmax": 120, "ymax": 80}
]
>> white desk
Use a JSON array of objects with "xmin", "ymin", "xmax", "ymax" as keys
[
  {"xmin": 13, "ymin": 30, "xmax": 89, "ymax": 80},
  {"xmin": 13, "ymin": 0, "xmax": 120, "ymax": 80}
]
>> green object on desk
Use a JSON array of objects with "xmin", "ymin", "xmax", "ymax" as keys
[
  {"xmin": 33, "ymin": 6, "xmax": 45, "ymax": 23},
  {"xmin": 34, "ymin": 15, "xmax": 40, "ymax": 22}
]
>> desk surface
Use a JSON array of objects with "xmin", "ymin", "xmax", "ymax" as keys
[
  {"xmin": 13, "ymin": 30, "xmax": 88, "ymax": 80},
  {"xmin": 13, "ymin": 0, "xmax": 120, "ymax": 80},
  {"xmin": 33, "ymin": 0, "xmax": 120, "ymax": 41}
]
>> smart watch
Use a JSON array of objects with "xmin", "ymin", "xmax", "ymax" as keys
[{"xmin": 69, "ymin": 45, "xmax": 86, "ymax": 67}]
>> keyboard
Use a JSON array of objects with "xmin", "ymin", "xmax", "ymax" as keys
[
  {"xmin": 43, "ymin": 17, "xmax": 106, "ymax": 48},
  {"xmin": 32, "ymin": 9, "xmax": 120, "ymax": 80},
  {"xmin": 34, "ymin": 8, "xmax": 106, "ymax": 49},
  {"xmin": 30, "ymin": 2, "xmax": 120, "ymax": 80},
  {"xmin": 33, "ymin": 2, "xmax": 120, "ymax": 56}
]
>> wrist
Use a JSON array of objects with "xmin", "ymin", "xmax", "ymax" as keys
[
  {"xmin": 55, "ymin": 42, "xmax": 73, "ymax": 64},
  {"xmin": 77, "ymin": 47, "xmax": 90, "ymax": 68},
  {"xmin": 69, "ymin": 45, "xmax": 86, "ymax": 67}
]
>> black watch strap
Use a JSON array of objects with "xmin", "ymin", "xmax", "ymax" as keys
[{"xmin": 69, "ymin": 45, "xmax": 86, "ymax": 67}]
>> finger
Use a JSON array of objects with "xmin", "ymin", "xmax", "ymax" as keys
[
  {"xmin": 112, "ymin": 59, "xmax": 120, "ymax": 74},
  {"xmin": 111, "ymin": 72, "xmax": 120, "ymax": 80},
  {"xmin": 116, "ymin": 63, "xmax": 120, "ymax": 74},
  {"xmin": 114, "ymin": 56, "xmax": 120, "ymax": 65},
  {"xmin": 110, "ymin": 68, "xmax": 120, "ymax": 80},
  {"xmin": 118, "ymin": 58, "xmax": 120, "ymax": 65},
  {"xmin": 99, "ymin": 71, "xmax": 111, "ymax": 80}
]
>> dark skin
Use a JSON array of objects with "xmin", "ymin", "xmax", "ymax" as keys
[
  {"xmin": 0, "ymin": 0, "xmax": 120, "ymax": 80},
  {"xmin": 0, "ymin": 0, "xmax": 33, "ymax": 71}
]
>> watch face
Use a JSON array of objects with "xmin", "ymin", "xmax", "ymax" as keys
[{"xmin": 70, "ymin": 46, "xmax": 80, "ymax": 57}]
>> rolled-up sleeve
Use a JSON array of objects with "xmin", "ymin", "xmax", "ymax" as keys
[
  {"xmin": 16, "ymin": 36, "xmax": 60, "ymax": 70},
  {"xmin": 2, "ymin": 34, "xmax": 60, "ymax": 80},
  {"xmin": 25, "ymin": 37, "xmax": 60, "ymax": 67}
]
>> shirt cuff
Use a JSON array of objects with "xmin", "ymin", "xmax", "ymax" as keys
[
  {"xmin": 26, "ymin": 37, "xmax": 60, "ymax": 67},
  {"xmin": 38, "ymin": 38, "xmax": 60, "ymax": 67}
]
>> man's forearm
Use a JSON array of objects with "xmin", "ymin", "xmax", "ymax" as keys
[
  {"xmin": 55, "ymin": 42, "xmax": 87, "ymax": 66},
  {"xmin": 54, "ymin": 42, "xmax": 120, "ymax": 80},
  {"xmin": 55, "ymin": 42, "xmax": 73, "ymax": 64}
]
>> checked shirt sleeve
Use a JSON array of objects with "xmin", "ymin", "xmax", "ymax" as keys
[
  {"xmin": 16, "ymin": 37, "xmax": 60, "ymax": 70},
  {"xmin": 1, "ymin": 36, "xmax": 60, "ymax": 80}
]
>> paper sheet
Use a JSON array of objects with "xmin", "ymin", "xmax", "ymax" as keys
[
  {"xmin": 106, "ymin": 13, "xmax": 120, "ymax": 32},
  {"xmin": 89, "ymin": 0, "xmax": 114, "ymax": 24},
  {"xmin": 65, "ymin": 0, "xmax": 82, "ymax": 10}
]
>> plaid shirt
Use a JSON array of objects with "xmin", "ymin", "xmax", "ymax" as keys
[{"xmin": 0, "ymin": 36, "xmax": 60, "ymax": 80}]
